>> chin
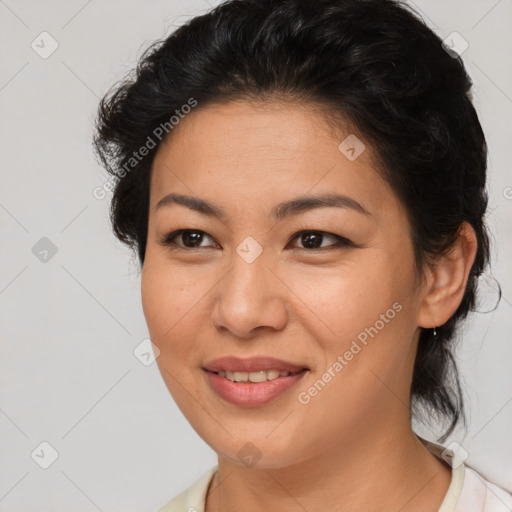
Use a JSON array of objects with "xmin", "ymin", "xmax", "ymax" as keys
[{"xmin": 205, "ymin": 433, "xmax": 309, "ymax": 470}]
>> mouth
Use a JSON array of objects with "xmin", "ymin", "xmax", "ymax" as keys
[
  {"xmin": 209, "ymin": 368, "xmax": 307, "ymax": 383},
  {"xmin": 202, "ymin": 356, "xmax": 310, "ymax": 407},
  {"xmin": 203, "ymin": 355, "xmax": 309, "ymax": 375}
]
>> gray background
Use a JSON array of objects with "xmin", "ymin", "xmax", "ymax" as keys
[{"xmin": 0, "ymin": 0, "xmax": 510, "ymax": 510}]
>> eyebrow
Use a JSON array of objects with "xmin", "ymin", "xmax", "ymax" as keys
[{"xmin": 155, "ymin": 192, "xmax": 370, "ymax": 220}]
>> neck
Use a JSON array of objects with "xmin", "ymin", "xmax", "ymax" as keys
[{"xmin": 205, "ymin": 420, "xmax": 452, "ymax": 512}]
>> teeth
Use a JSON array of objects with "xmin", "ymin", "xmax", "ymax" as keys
[
  {"xmin": 265, "ymin": 369, "xmax": 281, "ymax": 380},
  {"xmin": 218, "ymin": 369, "xmax": 294, "ymax": 382}
]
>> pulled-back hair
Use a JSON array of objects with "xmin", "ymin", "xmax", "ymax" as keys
[{"xmin": 93, "ymin": 0, "xmax": 491, "ymax": 441}]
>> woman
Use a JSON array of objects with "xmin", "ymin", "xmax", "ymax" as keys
[{"xmin": 93, "ymin": 0, "xmax": 512, "ymax": 510}]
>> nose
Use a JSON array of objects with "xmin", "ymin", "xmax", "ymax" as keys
[{"xmin": 211, "ymin": 248, "xmax": 289, "ymax": 339}]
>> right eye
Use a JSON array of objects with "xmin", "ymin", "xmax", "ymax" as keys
[{"xmin": 158, "ymin": 229, "xmax": 220, "ymax": 249}]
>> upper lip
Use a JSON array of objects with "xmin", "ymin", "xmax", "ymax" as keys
[{"xmin": 203, "ymin": 356, "xmax": 309, "ymax": 374}]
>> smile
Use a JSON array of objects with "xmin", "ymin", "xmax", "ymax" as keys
[
  {"xmin": 204, "ymin": 368, "xmax": 308, "ymax": 407},
  {"xmin": 215, "ymin": 369, "xmax": 302, "ymax": 382}
]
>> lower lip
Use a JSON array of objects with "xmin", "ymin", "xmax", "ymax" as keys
[{"xmin": 205, "ymin": 370, "xmax": 307, "ymax": 407}]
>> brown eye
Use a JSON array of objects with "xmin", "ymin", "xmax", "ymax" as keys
[
  {"xmin": 158, "ymin": 229, "xmax": 352, "ymax": 251},
  {"xmin": 159, "ymin": 229, "xmax": 218, "ymax": 249},
  {"xmin": 289, "ymin": 230, "xmax": 352, "ymax": 250}
]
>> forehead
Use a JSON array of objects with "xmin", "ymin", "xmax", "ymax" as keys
[
  {"xmin": 149, "ymin": 99, "xmax": 398, "ymax": 218},
  {"xmin": 153, "ymin": 99, "xmax": 353, "ymax": 164}
]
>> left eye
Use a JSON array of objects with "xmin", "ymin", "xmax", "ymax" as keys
[
  {"xmin": 288, "ymin": 230, "xmax": 352, "ymax": 250},
  {"xmin": 159, "ymin": 229, "xmax": 218, "ymax": 249}
]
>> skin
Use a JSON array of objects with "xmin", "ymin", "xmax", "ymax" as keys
[{"xmin": 141, "ymin": 99, "xmax": 477, "ymax": 512}]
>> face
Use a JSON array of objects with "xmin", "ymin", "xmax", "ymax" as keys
[{"xmin": 141, "ymin": 99, "xmax": 427, "ymax": 468}]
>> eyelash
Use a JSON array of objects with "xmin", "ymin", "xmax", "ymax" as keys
[{"xmin": 158, "ymin": 229, "xmax": 353, "ymax": 252}]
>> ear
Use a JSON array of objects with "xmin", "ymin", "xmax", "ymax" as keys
[{"xmin": 417, "ymin": 222, "xmax": 478, "ymax": 329}]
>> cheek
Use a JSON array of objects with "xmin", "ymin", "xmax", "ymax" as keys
[
  {"xmin": 141, "ymin": 261, "xmax": 173, "ymax": 340},
  {"xmin": 140, "ymin": 255, "xmax": 221, "ymax": 393},
  {"xmin": 141, "ymin": 259, "xmax": 191, "ymax": 381},
  {"xmin": 141, "ymin": 256, "xmax": 206, "ymax": 340},
  {"xmin": 287, "ymin": 259, "xmax": 418, "ymax": 428},
  {"xmin": 141, "ymin": 259, "xmax": 210, "ymax": 413},
  {"xmin": 282, "ymin": 253, "xmax": 415, "ymax": 345}
]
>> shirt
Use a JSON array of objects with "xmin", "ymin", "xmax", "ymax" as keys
[{"xmin": 156, "ymin": 437, "xmax": 512, "ymax": 512}]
